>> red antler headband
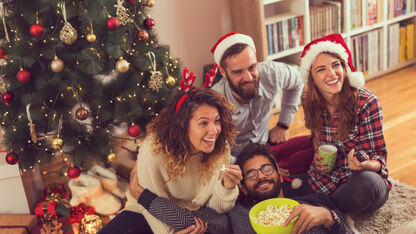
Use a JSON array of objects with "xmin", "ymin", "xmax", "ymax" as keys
[{"xmin": 175, "ymin": 64, "xmax": 219, "ymax": 112}]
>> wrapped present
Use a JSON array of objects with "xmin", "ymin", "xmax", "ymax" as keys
[
  {"xmin": 31, "ymin": 216, "xmax": 74, "ymax": 234},
  {"xmin": 43, "ymin": 183, "xmax": 71, "ymax": 200},
  {"xmin": 35, "ymin": 201, "xmax": 71, "ymax": 219},
  {"xmin": 70, "ymin": 203, "xmax": 95, "ymax": 224},
  {"xmin": 111, "ymin": 133, "xmax": 143, "ymax": 179},
  {"xmin": 0, "ymin": 214, "xmax": 38, "ymax": 234},
  {"xmin": 0, "ymin": 150, "xmax": 44, "ymax": 214}
]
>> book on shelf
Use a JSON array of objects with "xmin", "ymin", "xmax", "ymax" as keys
[
  {"xmin": 400, "ymin": 26, "xmax": 407, "ymax": 62},
  {"xmin": 388, "ymin": 23, "xmax": 400, "ymax": 67},
  {"xmin": 310, "ymin": 3, "xmax": 340, "ymax": 40},
  {"xmin": 388, "ymin": 0, "xmax": 414, "ymax": 19},
  {"xmin": 406, "ymin": 23, "xmax": 415, "ymax": 60},
  {"xmin": 352, "ymin": 30, "xmax": 381, "ymax": 75},
  {"xmin": 265, "ymin": 13, "xmax": 304, "ymax": 55}
]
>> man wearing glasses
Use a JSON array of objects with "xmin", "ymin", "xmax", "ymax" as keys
[{"xmin": 122, "ymin": 143, "xmax": 352, "ymax": 234}]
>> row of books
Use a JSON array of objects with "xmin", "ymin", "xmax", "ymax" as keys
[
  {"xmin": 389, "ymin": 23, "xmax": 415, "ymax": 67},
  {"xmin": 266, "ymin": 15, "xmax": 304, "ymax": 55},
  {"xmin": 351, "ymin": 30, "xmax": 380, "ymax": 75},
  {"xmin": 310, "ymin": 1, "xmax": 342, "ymax": 40},
  {"xmin": 350, "ymin": 0, "xmax": 383, "ymax": 29},
  {"xmin": 388, "ymin": 0, "xmax": 415, "ymax": 19}
]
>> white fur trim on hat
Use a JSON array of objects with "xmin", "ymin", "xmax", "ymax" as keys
[
  {"xmin": 211, "ymin": 33, "xmax": 256, "ymax": 63},
  {"xmin": 299, "ymin": 40, "xmax": 365, "ymax": 88}
]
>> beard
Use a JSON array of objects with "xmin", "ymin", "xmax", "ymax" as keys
[
  {"xmin": 226, "ymin": 72, "xmax": 259, "ymax": 100},
  {"xmin": 246, "ymin": 178, "xmax": 281, "ymax": 203}
]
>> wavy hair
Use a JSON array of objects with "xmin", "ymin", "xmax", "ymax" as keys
[
  {"xmin": 303, "ymin": 52, "xmax": 359, "ymax": 140},
  {"xmin": 147, "ymin": 88, "xmax": 236, "ymax": 181}
]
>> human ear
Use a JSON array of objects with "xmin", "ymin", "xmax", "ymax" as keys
[{"xmin": 219, "ymin": 66, "xmax": 226, "ymax": 77}]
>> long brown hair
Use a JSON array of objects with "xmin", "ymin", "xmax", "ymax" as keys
[
  {"xmin": 147, "ymin": 88, "xmax": 236, "ymax": 181},
  {"xmin": 303, "ymin": 52, "xmax": 359, "ymax": 140}
]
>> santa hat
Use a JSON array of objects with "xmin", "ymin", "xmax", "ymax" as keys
[
  {"xmin": 211, "ymin": 32, "xmax": 256, "ymax": 64},
  {"xmin": 299, "ymin": 34, "xmax": 365, "ymax": 88}
]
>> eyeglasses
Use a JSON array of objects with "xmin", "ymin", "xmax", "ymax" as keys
[{"xmin": 244, "ymin": 164, "xmax": 275, "ymax": 181}]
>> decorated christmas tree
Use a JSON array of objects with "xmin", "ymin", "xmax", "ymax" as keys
[{"xmin": 0, "ymin": 0, "xmax": 180, "ymax": 176}]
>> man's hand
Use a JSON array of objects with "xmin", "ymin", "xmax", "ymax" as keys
[
  {"xmin": 278, "ymin": 167, "xmax": 291, "ymax": 177},
  {"xmin": 222, "ymin": 165, "xmax": 243, "ymax": 190},
  {"xmin": 284, "ymin": 204, "xmax": 333, "ymax": 234},
  {"xmin": 129, "ymin": 164, "xmax": 144, "ymax": 200},
  {"xmin": 176, "ymin": 217, "xmax": 207, "ymax": 234},
  {"xmin": 269, "ymin": 126, "xmax": 289, "ymax": 144}
]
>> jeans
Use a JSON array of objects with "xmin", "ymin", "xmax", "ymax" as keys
[
  {"xmin": 331, "ymin": 171, "xmax": 390, "ymax": 213},
  {"xmin": 98, "ymin": 211, "xmax": 153, "ymax": 234}
]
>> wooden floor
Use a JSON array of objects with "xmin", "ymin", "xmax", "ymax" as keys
[{"xmin": 270, "ymin": 65, "xmax": 416, "ymax": 188}]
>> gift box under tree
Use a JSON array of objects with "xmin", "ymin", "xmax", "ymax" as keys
[{"xmin": 0, "ymin": 150, "xmax": 44, "ymax": 214}]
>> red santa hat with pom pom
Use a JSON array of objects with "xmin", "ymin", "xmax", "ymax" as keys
[
  {"xmin": 299, "ymin": 33, "xmax": 365, "ymax": 88},
  {"xmin": 211, "ymin": 32, "xmax": 256, "ymax": 64}
]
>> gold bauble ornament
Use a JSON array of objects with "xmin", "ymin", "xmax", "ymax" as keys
[
  {"xmin": 51, "ymin": 138, "xmax": 63, "ymax": 150},
  {"xmin": 0, "ymin": 59, "xmax": 7, "ymax": 67},
  {"xmin": 50, "ymin": 58, "xmax": 64, "ymax": 73},
  {"xmin": 59, "ymin": 22, "xmax": 78, "ymax": 44},
  {"xmin": 86, "ymin": 33, "xmax": 96, "ymax": 43},
  {"xmin": 81, "ymin": 215, "xmax": 102, "ymax": 234},
  {"xmin": 107, "ymin": 153, "xmax": 116, "ymax": 162},
  {"xmin": 116, "ymin": 58, "xmax": 130, "ymax": 73},
  {"xmin": 76, "ymin": 107, "xmax": 89, "ymax": 120},
  {"xmin": 147, "ymin": 0, "xmax": 155, "ymax": 7},
  {"xmin": 166, "ymin": 75, "xmax": 176, "ymax": 87}
]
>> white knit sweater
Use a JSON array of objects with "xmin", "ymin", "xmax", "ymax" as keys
[{"xmin": 124, "ymin": 135, "xmax": 239, "ymax": 234}]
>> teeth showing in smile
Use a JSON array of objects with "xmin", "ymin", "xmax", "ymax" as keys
[
  {"xmin": 327, "ymin": 79, "xmax": 338, "ymax": 85},
  {"xmin": 203, "ymin": 138, "xmax": 215, "ymax": 142},
  {"xmin": 258, "ymin": 182, "xmax": 270, "ymax": 188}
]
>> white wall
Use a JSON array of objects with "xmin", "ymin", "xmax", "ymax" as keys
[{"xmin": 152, "ymin": 0, "xmax": 232, "ymax": 86}]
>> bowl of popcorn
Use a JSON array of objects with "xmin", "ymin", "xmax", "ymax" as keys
[{"xmin": 249, "ymin": 198, "xmax": 300, "ymax": 234}]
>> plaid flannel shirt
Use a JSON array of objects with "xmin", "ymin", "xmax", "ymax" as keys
[{"xmin": 308, "ymin": 88, "xmax": 391, "ymax": 195}]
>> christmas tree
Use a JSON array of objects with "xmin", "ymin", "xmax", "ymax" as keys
[{"xmin": 0, "ymin": 0, "xmax": 180, "ymax": 174}]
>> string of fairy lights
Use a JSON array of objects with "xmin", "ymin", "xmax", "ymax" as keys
[{"xmin": 0, "ymin": 0, "xmax": 180, "ymax": 176}]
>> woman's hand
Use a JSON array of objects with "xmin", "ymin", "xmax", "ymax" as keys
[
  {"xmin": 312, "ymin": 151, "xmax": 327, "ymax": 172},
  {"xmin": 222, "ymin": 165, "xmax": 243, "ymax": 190},
  {"xmin": 348, "ymin": 149, "xmax": 381, "ymax": 172},
  {"xmin": 176, "ymin": 217, "xmax": 207, "ymax": 234},
  {"xmin": 129, "ymin": 164, "xmax": 145, "ymax": 200}
]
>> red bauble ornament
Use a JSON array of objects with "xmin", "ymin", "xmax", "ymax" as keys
[
  {"xmin": 143, "ymin": 18, "xmax": 155, "ymax": 30},
  {"xmin": 2, "ymin": 91, "xmax": 14, "ymax": 104},
  {"xmin": 107, "ymin": 17, "xmax": 120, "ymax": 30},
  {"xmin": 5, "ymin": 152, "xmax": 19, "ymax": 165},
  {"xmin": 126, "ymin": 0, "xmax": 135, "ymax": 2},
  {"xmin": 17, "ymin": 69, "xmax": 31, "ymax": 83},
  {"xmin": 0, "ymin": 47, "xmax": 6, "ymax": 59},
  {"xmin": 30, "ymin": 24, "xmax": 44, "ymax": 37},
  {"xmin": 68, "ymin": 166, "xmax": 81, "ymax": 179},
  {"xmin": 128, "ymin": 125, "xmax": 141, "ymax": 137}
]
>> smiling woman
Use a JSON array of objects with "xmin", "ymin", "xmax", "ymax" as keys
[
  {"xmin": 297, "ymin": 34, "xmax": 391, "ymax": 214},
  {"xmin": 111, "ymin": 88, "xmax": 242, "ymax": 233}
]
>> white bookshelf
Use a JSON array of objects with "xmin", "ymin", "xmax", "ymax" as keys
[{"xmin": 229, "ymin": 0, "xmax": 416, "ymax": 80}]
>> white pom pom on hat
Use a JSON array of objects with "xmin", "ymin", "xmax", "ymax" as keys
[
  {"xmin": 299, "ymin": 33, "xmax": 365, "ymax": 88},
  {"xmin": 210, "ymin": 32, "xmax": 256, "ymax": 64}
]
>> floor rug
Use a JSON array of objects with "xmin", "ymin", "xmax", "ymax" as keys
[{"xmin": 350, "ymin": 178, "xmax": 416, "ymax": 233}]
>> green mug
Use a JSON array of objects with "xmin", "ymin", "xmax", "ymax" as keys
[{"xmin": 318, "ymin": 144, "xmax": 338, "ymax": 172}]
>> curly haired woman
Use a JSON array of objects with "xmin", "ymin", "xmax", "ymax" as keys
[{"xmin": 120, "ymin": 88, "xmax": 241, "ymax": 233}]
